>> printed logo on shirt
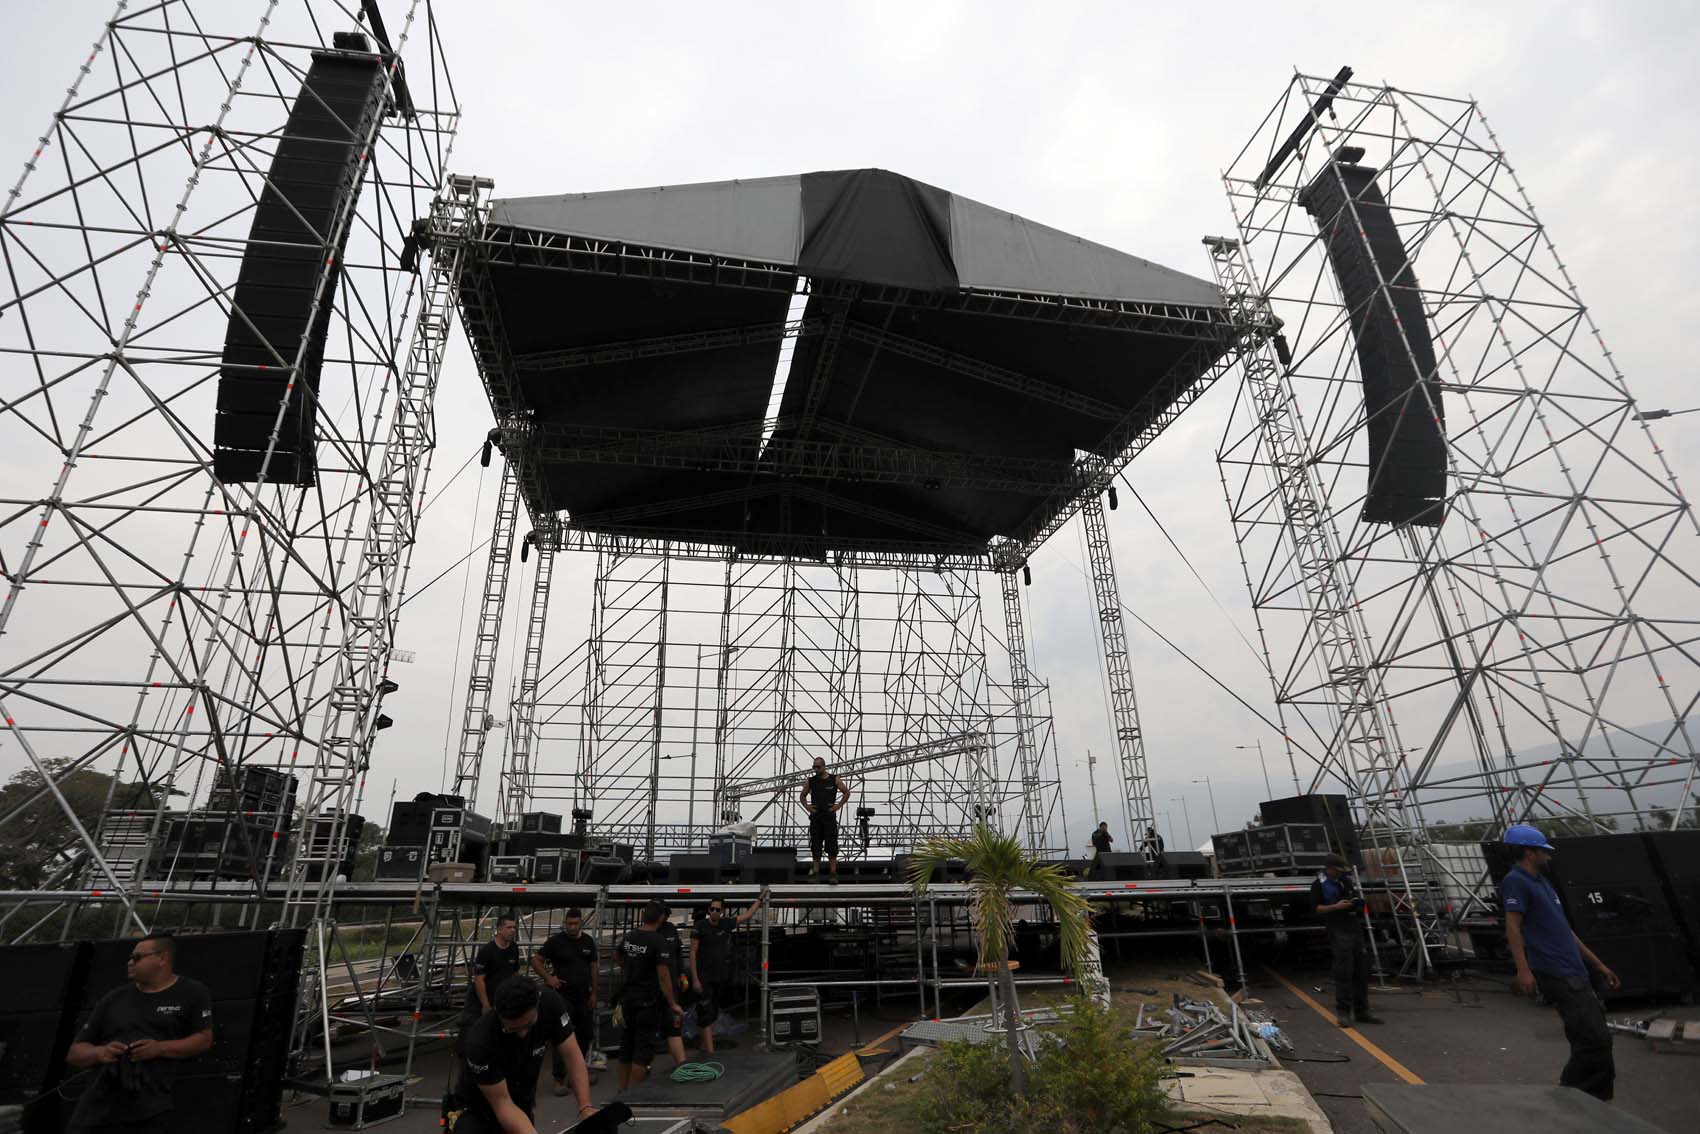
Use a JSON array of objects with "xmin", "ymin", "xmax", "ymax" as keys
[
  {"xmin": 531, "ymin": 1044, "xmax": 546, "ymax": 1057},
  {"xmin": 467, "ymin": 1059, "xmax": 490, "ymax": 1074},
  {"xmin": 155, "ymin": 1005, "xmax": 183, "ymax": 1014}
]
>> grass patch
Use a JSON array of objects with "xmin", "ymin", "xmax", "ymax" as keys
[{"xmin": 821, "ymin": 1052, "xmax": 935, "ymax": 1134}]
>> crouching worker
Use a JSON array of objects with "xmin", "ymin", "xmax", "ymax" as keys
[{"xmin": 453, "ymin": 975, "xmax": 595, "ymax": 1133}]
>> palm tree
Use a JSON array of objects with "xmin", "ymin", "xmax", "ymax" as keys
[{"xmin": 907, "ymin": 824, "xmax": 1094, "ymax": 1094}]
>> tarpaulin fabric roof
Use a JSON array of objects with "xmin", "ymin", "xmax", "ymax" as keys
[
  {"xmin": 463, "ymin": 168, "xmax": 1233, "ymax": 561},
  {"xmin": 488, "ymin": 168, "xmax": 1223, "ymax": 306}
]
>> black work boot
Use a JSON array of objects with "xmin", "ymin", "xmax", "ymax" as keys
[{"xmin": 1355, "ymin": 1010, "xmax": 1386, "ymax": 1025}]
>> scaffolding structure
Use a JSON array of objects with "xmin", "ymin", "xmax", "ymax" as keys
[
  {"xmin": 507, "ymin": 548, "xmax": 1069, "ymax": 857},
  {"xmin": 1214, "ymin": 73, "xmax": 1700, "ymax": 965},
  {"xmin": 0, "ymin": 0, "xmax": 458, "ymax": 904}
]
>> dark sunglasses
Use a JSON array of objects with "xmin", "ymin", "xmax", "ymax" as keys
[{"xmin": 127, "ymin": 950, "xmax": 162, "ymax": 963}]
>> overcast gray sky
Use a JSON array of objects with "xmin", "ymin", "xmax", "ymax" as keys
[{"xmin": 3, "ymin": 2, "xmax": 1698, "ymax": 851}]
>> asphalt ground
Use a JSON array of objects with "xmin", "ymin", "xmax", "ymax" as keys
[{"xmin": 1252, "ymin": 961, "xmax": 1698, "ymax": 1134}]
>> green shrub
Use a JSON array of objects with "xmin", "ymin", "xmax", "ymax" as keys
[
  {"xmin": 1027, "ymin": 998, "xmax": 1166, "ymax": 1133},
  {"xmin": 914, "ymin": 1039, "xmax": 1014, "ymax": 1134},
  {"xmin": 910, "ymin": 999, "xmax": 1166, "ymax": 1134}
]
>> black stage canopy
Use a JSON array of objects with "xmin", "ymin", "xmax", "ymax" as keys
[{"xmin": 453, "ymin": 168, "xmax": 1238, "ymax": 566}]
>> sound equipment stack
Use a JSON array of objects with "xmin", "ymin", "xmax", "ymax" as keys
[
  {"xmin": 206, "ymin": 766, "xmax": 298, "ymax": 816},
  {"xmin": 1089, "ymin": 852, "xmax": 1151, "ymax": 882},
  {"xmin": 386, "ymin": 793, "xmax": 491, "ymax": 877},
  {"xmin": 151, "ymin": 812, "xmax": 291, "ymax": 884},
  {"xmin": 1258, "ymin": 794, "xmax": 1361, "ymax": 865},
  {"xmin": 1548, "ymin": 833, "xmax": 1695, "ymax": 1000}
]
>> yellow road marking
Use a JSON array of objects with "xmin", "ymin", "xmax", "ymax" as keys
[
  {"xmin": 856, "ymin": 1020, "xmax": 911, "ymax": 1055},
  {"xmin": 1263, "ymin": 964, "xmax": 1425, "ymax": 1085}
]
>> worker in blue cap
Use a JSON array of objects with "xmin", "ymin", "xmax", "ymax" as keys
[{"xmin": 1499, "ymin": 823, "xmax": 1620, "ymax": 1101}]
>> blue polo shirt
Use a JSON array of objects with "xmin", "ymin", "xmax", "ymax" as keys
[{"xmin": 1501, "ymin": 864, "xmax": 1586, "ymax": 980}]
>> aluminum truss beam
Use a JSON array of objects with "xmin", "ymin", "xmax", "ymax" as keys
[
  {"xmin": 1000, "ymin": 571, "xmax": 1050, "ymax": 853},
  {"xmin": 453, "ymin": 459, "xmax": 521, "ymax": 801},
  {"xmin": 1080, "ymin": 490, "xmax": 1155, "ymax": 842},
  {"xmin": 723, "ymin": 730, "xmax": 989, "ymax": 801},
  {"xmin": 502, "ymin": 536, "xmax": 555, "ymax": 823}
]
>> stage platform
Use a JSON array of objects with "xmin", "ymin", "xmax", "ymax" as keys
[
  {"xmin": 619, "ymin": 1050, "xmax": 798, "ymax": 1122},
  {"xmin": 9, "ymin": 872, "xmax": 1375, "ymax": 908}
]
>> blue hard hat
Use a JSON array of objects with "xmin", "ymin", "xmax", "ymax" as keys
[{"xmin": 1504, "ymin": 824, "xmax": 1555, "ymax": 850}]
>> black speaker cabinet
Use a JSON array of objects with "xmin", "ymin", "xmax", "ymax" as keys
[
  {"xmin": 1299, "ymin": 159, "xmax": 1446, "ymax": 526},
  {"xmin": 1646, "ymin": 829, "xmax": 1700, "ymax": 972},
  {"xmin": 580, "ymin": 857, "xmax": 628, "ymax": 886},
  {"xmin": 1550, "ymin": 833, "xmax": 1694, "ymax": 1000},
  {"xmin": 668, "ymin": 854, "xmax": 722, "ymax": 885},
  {"xmin": 1162, "ymin": 850, "xmax": 1211, "ymax": 880},
  {"xmin": 740, "ymin": 851, "xmax": 797, "ymax": 886},
  {"xmin": 1090, "ymin": 852, "xmax": 1152, "ymax": 882}
]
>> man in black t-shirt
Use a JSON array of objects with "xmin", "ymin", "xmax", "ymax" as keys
[
  {"xmin": 530, "ymin": 907, "xmax": 600, "ymax": 1091},
  {"xmin": 460, "ymin": 914, "xmax": 523, "ymax": 1040},
  {"xmin": 64, "ymin": 932, "xmax": 214, "ymax": 1134},
  {"xmin": 614, "ymin": 900, "xmax": 682, "ymax": 1091},
  {"xmin": 691, "ymin": 893, "xmax": 762, "ymax": 1054},
  {"xmin": 454, "ymin": 976, "xmax": 594, "ymax": 1134},
  {"xmin": 1090, "ymin": 822, "xmax": 1113, "ymax": 859},
  {"xmin": 800, "ymin": 757, "xmax": 852, "ymax": 881}
]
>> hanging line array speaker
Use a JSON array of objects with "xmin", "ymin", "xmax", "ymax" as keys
[
  {"xmin": 1300, "ymin": 153, "xmax": 1448, "ymax": 527},
  {"xmin": 213, "ymin": 34, "xmax": 388, "ymax": 486}
]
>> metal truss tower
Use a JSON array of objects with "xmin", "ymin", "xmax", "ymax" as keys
[
  {"xmin": 0, "ymin": 0, "xmax": 459, "ymax": 934},
  {"xmin": 500, "ymin": 533, "xmax": 554, "ymax": 823},
  {"xmin": 1080, "ymin": 492, "xmax": 1156, "ymax": 844},
  {"xmin": 452, "ymin": 457, "xmax": 520, "ymax": 801},
  {"xmin": 1217, "ymin": 73, "xmax": 1700, "ymax": 961},
  {"xmin": 999, "ymin": 570, "xmax": 1052, "ymax": 853}
]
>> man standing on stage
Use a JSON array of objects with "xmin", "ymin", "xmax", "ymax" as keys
[
  {"xmin": 1502, "ymin": 824, "xmax": 1620, "ymax": 1100},
  {"xmin": 801, "ymin": 757, "xmax": 852, "ymax": 882},
  {"xmin": 453, "ymin": 975, "xmax": 595, "ymax": 1133},
  {"xmin": 614, "ymin": 900, "xmax": 682, "ymax": 1091},
  {"xmin": 532, "ymin": 907, "xmax": 602, "ymax": 1093},
  {"xmin": 64, "ymin": 932, "xmax": 214, "ymax": 1134},
  {"xmin": 691, "ymin": 893, "xmax": 762, "ymax": 1055},
  {"xmin": 1090, "ymin": 821, "xmax": 1113, "ymax": 861},
  {"xmin": 460, "ymin": 914, "xmax": 524, "ymax": 1045},
  {"xmin": 1311, "ymin": 853, "xmax": 1384, "ymax": 1028}
]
